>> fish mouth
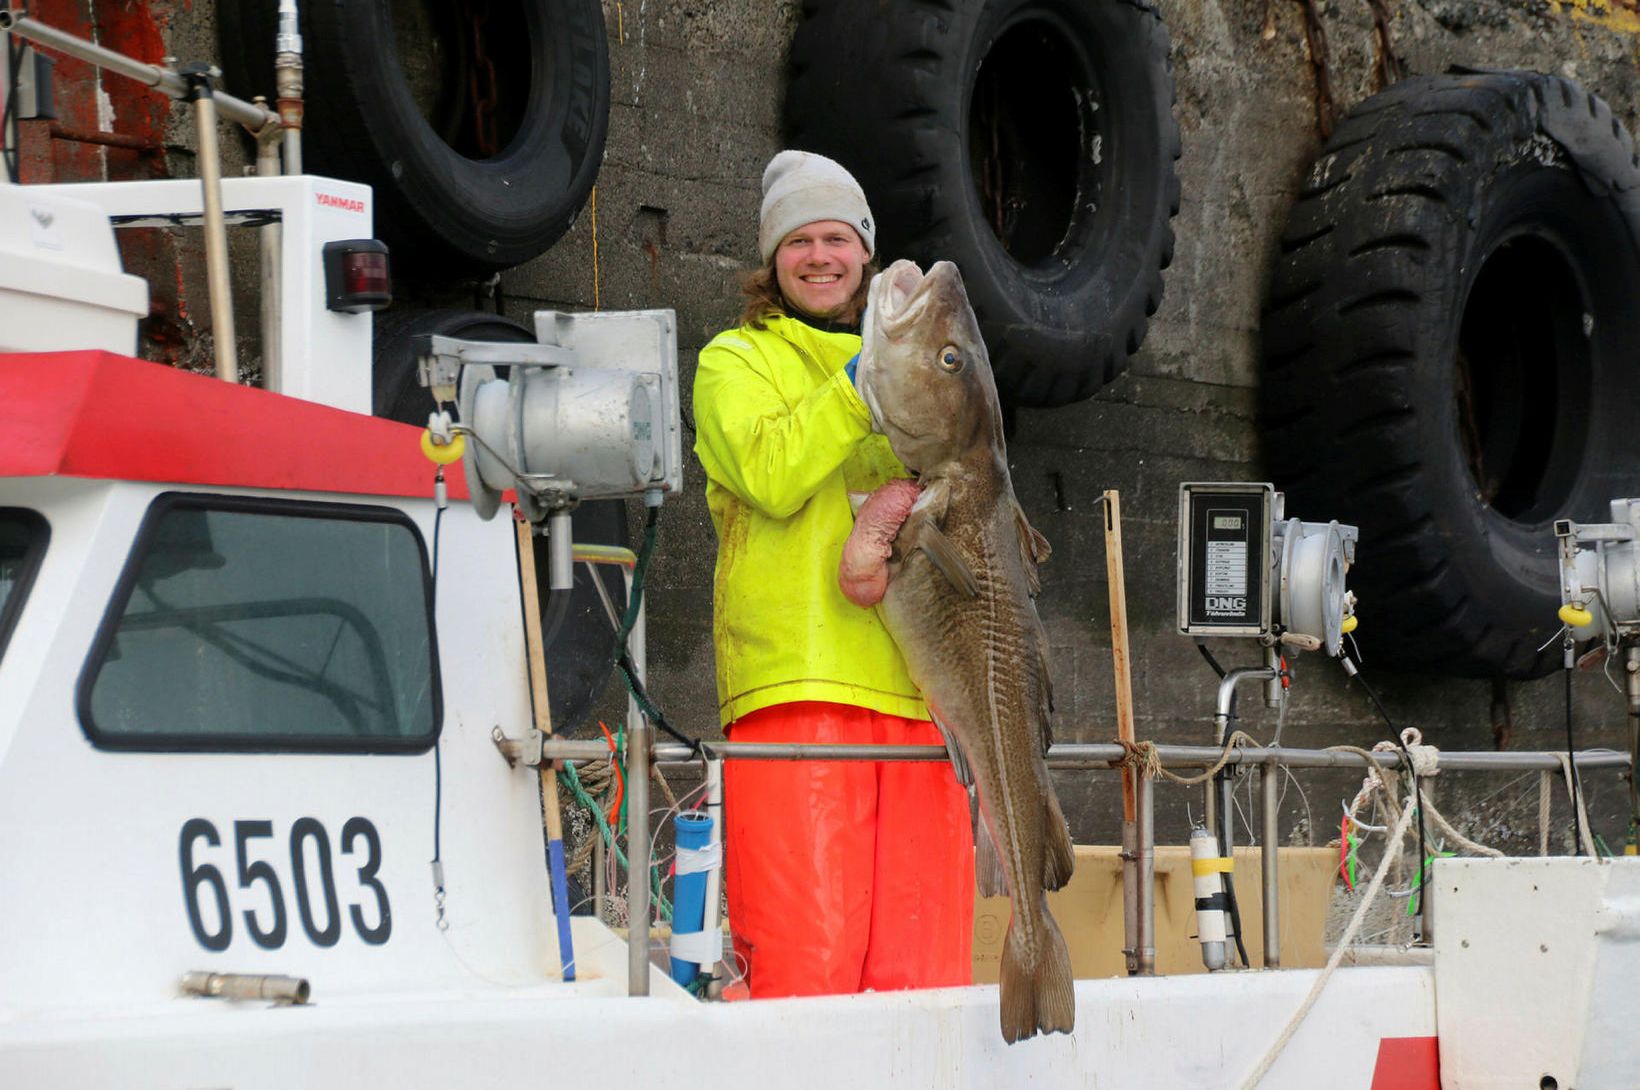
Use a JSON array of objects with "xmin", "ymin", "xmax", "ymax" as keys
[
  {"xmin": 857, "ymin": 260, "xmax": 932, "ymax": 424},
  {"xmin": 857, "ymin": 259, "xmax": 967, "ymax": 450},
  {"xmin": 870, "ymin": 260, "xmax": 937, "ymax": 337}
]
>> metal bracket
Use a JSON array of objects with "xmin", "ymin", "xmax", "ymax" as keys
[
  {"xmin": 415, "ymin": 333, "xmax": 576, "ymax": 397},
  {"xmin": 491, "ymin": 725, "xmax": 545, "ymax": 768}
]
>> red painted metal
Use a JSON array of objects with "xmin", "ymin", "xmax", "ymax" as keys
[
  {"xmin": 0, "ymin": 351, "xmax": 469, "ymax": 502},
  {"xmin": 1369, "ymin": 1036, "xmax": 1441, "ymax": 1090}
]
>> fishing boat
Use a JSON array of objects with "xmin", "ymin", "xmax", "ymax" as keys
[{"xmin": 1, "ymin": 13, "xmax": 1635, "ymax": 1089}]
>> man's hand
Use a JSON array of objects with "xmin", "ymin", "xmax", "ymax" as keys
[{"xmin": 839, "ymin": 478, "xmax": 921, "ymax": 607}]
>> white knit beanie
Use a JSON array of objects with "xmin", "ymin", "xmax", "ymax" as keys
[{"xmin": 757, "ymin": 150, "xmax": 876, "ymax": 264}]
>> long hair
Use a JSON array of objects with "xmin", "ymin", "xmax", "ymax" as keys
[{"xmin": 738, "ymin": 259, "xmax": 878, "ymax": 330}]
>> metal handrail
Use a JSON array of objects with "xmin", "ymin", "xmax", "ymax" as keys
[
  {"xmin": 0, "ymin": 13, "xmax": 279, "ymax": 132},
  {"xmin": 532, "ymin": 736, "xmax": 1631, "ymax": 774},
  {"xmin": 538, "ymin": 731, "xmax": 1631, "ymax": 994}
]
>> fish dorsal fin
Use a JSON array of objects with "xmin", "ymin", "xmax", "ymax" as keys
[{"xmin": 1014, "ymin": 502, "xmax": 1051, "ymax": 596}]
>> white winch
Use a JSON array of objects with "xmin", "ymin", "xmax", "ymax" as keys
[{"xmin": 417, "ymin": 307, "xmax": 684, "ymax": 588}]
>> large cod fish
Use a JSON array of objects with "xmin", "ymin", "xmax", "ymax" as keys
[{"xmin": 847, "ymin": 259, "xmax": 1075, "ymax": 1043}]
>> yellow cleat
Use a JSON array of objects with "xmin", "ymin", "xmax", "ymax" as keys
[
  {"xmin": 421, "ymin": 429, "xmax": 466, "ymax": 466},
  {"xmin": 1558, "ymin": 603, "xmax": 1594, "ymax": 629}
]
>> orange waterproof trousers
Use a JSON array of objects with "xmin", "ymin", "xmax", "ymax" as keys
[{"xmin": 724, "ymin": 701, "xmax": 975, "ymax": 998}]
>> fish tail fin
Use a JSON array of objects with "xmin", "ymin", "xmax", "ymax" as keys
[{"xmin": 998, "ymin": 906, "xmax": 1076, "ymax": 1044}]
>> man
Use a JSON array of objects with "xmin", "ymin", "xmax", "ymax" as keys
[{"xmin": 692, "ymin": 150, "xmax": 974, "ymax": 998}]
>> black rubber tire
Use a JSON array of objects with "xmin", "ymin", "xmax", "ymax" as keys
[
  {"xmin": 785, "ymin": 0, "xmax": 1180, "ymax": 407},
  {"xmin": 1262, "ymin": 70, "xmax": 1640, "ymax": 679},
  {"xmin": 374, "ymin": 308, "xmax": 627, "ymax": 732},
  {"xmin": 218, "ymin": 0, "xmax": 609, "ymax": 278}
]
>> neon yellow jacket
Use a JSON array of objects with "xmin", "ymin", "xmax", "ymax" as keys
[{"xmin": 693, "ymin": 313, "xmax": 926, "ymax": 727}]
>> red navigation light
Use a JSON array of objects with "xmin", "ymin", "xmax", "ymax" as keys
[{"xmin": 323, "ymin": 240, "xmax": 392, "ymax": 313}]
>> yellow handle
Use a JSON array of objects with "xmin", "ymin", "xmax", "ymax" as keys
[
  {"xmin": 1341, "ymin": 614, "xmax": 1358, "ymax": 635},
  {"xmin": 421, "ymin": 429, "xmax": 466, "ymax": 466},
  {"xmin": 1559, "ymin": 603, "xmax": 1594, "ymax": 628}
]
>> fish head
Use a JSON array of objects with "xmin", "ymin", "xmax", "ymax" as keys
[{"xmin": 856, "ymin": 259, "xmax": 1002, "ymax": 474}]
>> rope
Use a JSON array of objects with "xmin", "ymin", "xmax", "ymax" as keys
[
  {"xmin": 1237, "ymin": 790, "xmax": 1418, "ymax": 1089},
  {"xmin": 1424, "ymin": 795, "xmax": 1504, "ymax": 859},
  {"xmin": 1338, "ymin": 736, "xmax": 1504, "ymax": 861},
  {"xmin": 1115, "ymin": 731, "xmax": 1259, "ymax": 786},
  {"xmin": 1554, "ymin": 752, "xmax": 1600, "ymax": 859},
  {"xmin": 1539, "ymin": 771, "xmax": 1552, "ymax": 857}
]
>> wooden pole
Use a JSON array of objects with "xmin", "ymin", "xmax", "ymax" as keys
[
  {"xmin": 1105, "ymin": 490, "xmax": 1138, "ymax": 822},
  {"xmin": 516, "ymin": 515, "xmax": 577, "ymax": 981}
]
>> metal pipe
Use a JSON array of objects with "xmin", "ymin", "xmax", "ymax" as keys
[
  {"xmin": 625, "ymin": 566, "xmax": 651, "ymax": 997},
  {"xmin": 1216, "ymin": 666, "xmax": 1280, "ymax": 727},
  {"xmin": 1136, "ymin": 771, "xmax": 1156, "ymax": 976},
  {"xmin": 1121, "ymin": 816, "xmax": 1139, "ymax": 976},
  {"xmin": 1264, "ymin": 644, "xmax": 1283, "ymax": 710},
  {"xmin": 0, "ymin": 14, "xmax": 279, "ymax": 133},
  {"xmin": 182, "ymin": 67, "xmax": 238, "ymax": 384},
  {"xmin": 548, "ymin": 510, "xmax": 574, "ymax": 591},
  {"xmin": 1209, "ymin": 665, "xmax": 1277, "ymax": 840},
  {"xmin": 180, "ymin": 971, "xmax": 309, "ymax": 1004},
  {"xmin": 1261, "ymin": 758, "xmax": 1281, "ymax": 968},
  {"xmin": 45, "ymin": 122, "xmax": 161, "ymax": 152},
  {"xmin": 701, "ymin": 756, "xmax": 724, "ymax": 955},
  {"xmin": 274, "ymin": 0, "xmax": 303, "ymax": 173},
  {"xmin": 629, "ymin": 740, "xmax": 1640, "ymax": 773}
]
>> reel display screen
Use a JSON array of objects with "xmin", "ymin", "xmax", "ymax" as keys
[{"xmin": 1179, "ymin": 484, "xmax": 1271, "ymax": 637}]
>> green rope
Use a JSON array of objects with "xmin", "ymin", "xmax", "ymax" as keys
[{"xmin": 560, "ymin": 761, "xmax": 672, "ymax": 922}]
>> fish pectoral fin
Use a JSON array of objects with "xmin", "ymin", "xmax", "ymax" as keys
[
  {"xmin": 1043, "ymin": 788, "xmax": 1075, "ymax": 892},
  {"xmin": 976, "ymin": 817, "xmax": 1008, "ymax": 898},
  {"xmin": 917, "ymin": 523, "xmax": 979, "ymax": 598},
  {"xmin": 929, "ymin": 711, "xmax": 974, "ymax": 789}
]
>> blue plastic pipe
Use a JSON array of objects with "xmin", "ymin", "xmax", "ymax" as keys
[
  {"xmin": 548, "ymin": 836, "xmax": 576, "ymax": 981},
  {"xmin": 669, "ymin": 811, "xmax": 715, "ymax": 985}
]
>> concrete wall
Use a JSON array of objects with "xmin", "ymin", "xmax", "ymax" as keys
[{"xmin": 105, "ymin": 0, "xmax": 1639, "ymax": 855}]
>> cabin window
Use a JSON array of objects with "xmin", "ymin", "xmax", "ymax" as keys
[
  {"xmin": 0, "ymin": 509, "xmax": 49, "ymax": 665},
  {"xmin": 80, "ymin": 494, "xmax": 440, "ymax": 752}
]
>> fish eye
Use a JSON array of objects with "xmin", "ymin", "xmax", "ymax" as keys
[{"xmin": 937, "ymin": 345, "xmax": 964, "ymax": 373}]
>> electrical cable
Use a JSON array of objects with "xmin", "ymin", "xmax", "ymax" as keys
[
  {"xmin": 1196, "ymin": 639, "xmax": 1228, "ymax": 679},
  {"xmin": 611, "ymin": 503, "xmax": 702, "ymax": 751},
  {"xmin": 3, "ymin": 33, "xmax": 22, "ymax": 184},
  {"xmin": 429, "ymin": 473, "xmax": 448, "ymax": 928}
]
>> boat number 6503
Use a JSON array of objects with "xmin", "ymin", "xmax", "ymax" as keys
[{"xmin": 178, "ymin": 817, "xmax": 392, "ymax": 951}]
